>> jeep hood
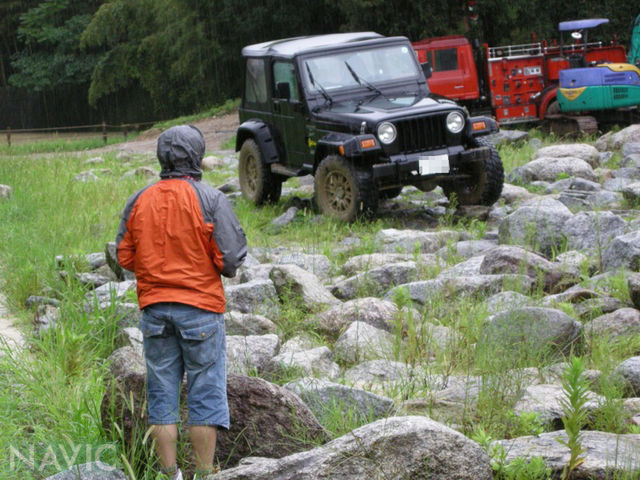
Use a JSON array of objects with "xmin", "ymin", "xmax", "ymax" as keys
[{"xmin": 313, "ymin": 95, "xmax": 457, "ymax": 124}]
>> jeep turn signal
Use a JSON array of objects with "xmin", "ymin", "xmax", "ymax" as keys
[
  {"xmin": 360, "ymin": 138, "xmax": 376, "ymax": 149},
  {"xmin": 472, "ymin": 121, "xmax": 486, "ymax": 131},
  {"xmin": 339, "ymin": 145, "xmax": 345, "ymax": 155}
]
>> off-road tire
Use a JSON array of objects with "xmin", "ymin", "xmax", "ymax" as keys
[
  {"xmin": 314, "ymin": 155, "xmax": 378, "ymax": 222},
  {"xmin": 238, "ymin": 139, "xmax": 282, "ymax": 205},
  {"xmin": 443, "ymin": 136, "xmax": 504, "ymax": 206}
]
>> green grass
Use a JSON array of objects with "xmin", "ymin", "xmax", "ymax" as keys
[
  {"xmin": 0, "ymin": 135, "xmax": 130, "ymax": 155},
  {"xmin": 1, "ymin": 127, "xmax": 639, "ymax": 479}
]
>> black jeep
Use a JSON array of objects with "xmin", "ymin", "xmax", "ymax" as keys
[{"xmin": 236, "ymin": 32, "xmax": 503, "ymax": 221}]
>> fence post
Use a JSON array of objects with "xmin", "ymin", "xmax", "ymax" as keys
[
  {"xmin": 6, "ymin": 127, "xmax": 10, "ymax": 147},
  {"xmin": 122, "ymin": 124, "xmax": 128, "ymax": 141},
  {"xmin": 102, "ymin": 121, "xmax": 107, "ymax": 144}
]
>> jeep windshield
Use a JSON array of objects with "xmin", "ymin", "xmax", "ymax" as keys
[{"xmin": 302, "ymin": 44, "xmax": 421, "ymax": 94}]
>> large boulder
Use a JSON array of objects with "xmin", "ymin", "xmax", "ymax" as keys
[
  {"xmin": 266, "ymin": 346, "xmax": 341, "ymax": 379},
  {"xmin": 629, "ymin": 273, "xmax": 640, "ymax": 309},
  {"xmin": 517, "ymin": 156, "xmax": 597, "ymax": 182},
  {"xmin": 533, "ymin": 143, "xmax": 600, "ymax": 168},
  {"xmin": 498, "ymin": 198, "xmax": 573, "ymax": 256},
  {"xmin": 225, "ymin": 311, "xmax": 277, "ymax": 336},
  {"xmin": 602, "ymin": 230, "xmax": 640, "ymax": 272},
  {"xmin": 563, "ymin": 211, "xmax": 628, "ymax": 253},
  {"xmin": 614, "ymin": 356, "xmax": 640, "ymax": 397},
  {"xmin": 480, "ymin": 307, "xmax": 583, "ymax": 364},
  {"xmin": 479, "ymin": 245, "xmax": 580, "ymax": 293},
  {"xmin": 212, "ymin": 416, "xmax": 492, "ymax": 480},
  {"xmin": 342, "ymin": 253, "xmax": 438, "ymax": 276},
  {"xmin": 333, "ymin": 321, "xmax": 395, "ymax": 364},
  {"xmin": 375, "ymin": 229, "xmax": 464, "ymax": 254},
  {"xmin": 310, "ymin": 297, "xmax": 399, "ymax": 337},
  {"xmin": 100, "ymin": 347, "xmax": 329, "ymax": 470},
  {"xmin": 225, "ymin": 279, "xmax": 280, "ymax": 317},
  {"xmin": 226, "ymin": 334, "xmax": 280, "ymax": 375},
  {"xmin": 331, "ymin": 262, "xmax": 417, "ymax": 300},
  {"xmin": 585, "ymin": 309, "xmax": 640, "ymax": 345},
  {"xmin": 44, "ymin": 463, "xmax": 126, "ymax": 480},
  {"xmin": 596, "ymin": 124, "xmax": 640, "ymax": 151},
  {"xmin": 495, "ymin": 430, "xmax": 640, "ymax": 479},
  {"xmin": 271, "ymin": 253, "xmax": 332, "ymax": 281},
  {"xmin": 270, "ymin": 264, "xmax": 340, "ymax": 310}
]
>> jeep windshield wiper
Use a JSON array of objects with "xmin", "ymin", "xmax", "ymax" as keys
[
  {"xmin": 305, "ymin": 61, "xmax": 332, "ymax": 107},
  {"xmin": 344, "ymin": 61, "xmax": 386, "ymax": 102}
]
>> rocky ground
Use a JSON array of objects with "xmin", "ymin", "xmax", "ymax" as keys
[{"xmin": 11, "ymin": 122, "xmax": 640, "ymax": 479}]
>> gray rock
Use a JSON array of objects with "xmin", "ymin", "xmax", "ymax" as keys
[
  {"xmin": 518, "ymin": 156, "xmax": 597, "ymax": 182},
  {"xmin": 481, "ymin": 307, "xmax": 583, "ymax": 363},
  {"xmin": 202, "ymin": 155, "xmax": 225, "ymax": 170},
  {"xmin": 225, "ymin": 311, "xmax": 277, "ymax": 336},
  {"xmin": 85, "ymin": 280, "xmax": 136, "ymax": 303},
  {"xmin": 121, "ymin": 166, "xmax": 157, "ymax": 180},
  {"xmin": 500, "ymin": 183, "xmax": 536, "ymax": 204},
  {"xmin": 270, "ymin": 206, "xmax": 299, "ymax": 230},
  {"xmin": 284, "ymin": 377, "xmax": 394, "ymax": 420},
  {"xmin": 573, "ymin": 296, "xmax": 630, "ymax": 321},
  {"xmin": 623, "ymin": 142, "xmax": 640, "ymax": 157},
  {"xmin": 533, "ymin": 143, "xmax": 600, "ymax": 167},
  {"xmin": 387, "ymin": 275, "xmax": 534, "ymax": 306},
  {"xmin": 104, "ymin": 241, "xmax": 135, "ymax": 281},
  {"xmin": 485, "ymin": 291, "xmax": 533, "ymax": 315},
  {"xmin": 629, "ymin": 273, "xmax": 640, "ymax": 309},
  {"xmin": 437, "ymin": 255, "xmax": 484, "ymax": 277},
  {"xmin": 73, "ymin": 171, "xmax": 99, "ymax": 182},
  {"xmin": 279, "ymin": 335, "xmax": 318, "ymax": 356},
  {"xmin": 115, "ymin": 327, "xmax": 143, "ymax": 356},
  {"xmin": 44, "ymin": 462, "xmax": 126, "ymax": 480},
  {"xmin": 603, "ymin": 177, "xmax": 635, "ymax": 192},
  {"xmin": 514, "ymin": 383, "xmax": 604, "ymax": 426},
  {"xmin": 487, "ymin": 129, "xmax": 529, "ymax": 145},
  {"xmin": 602, "ymin": 230, "xmax": 640, "ymax": 272},
  {"xmin": 622, "ymin": 181, "xmax": 640, "ymax": 202},
  {"xmin": 238, "ymin": 264, "xmax": 275, "ymax": 283},
  {"xmin": 270, "ymin": 265, "xmax": 340, "ymax": 309},
  {"xmin": 620, "ymin": 153, "xmax": 640, "ymax": 169},
  {"xmin": 227, "ymin": 334, "xmax": 280, "ymax": 375},
  {"xmin": 564, "ymin": 211, "xmax": 628, "ymax": 253},
  {"xmin": 495, "ymin": 430, "xmax": 640, "ymax": 479},
  {"xmin": 614, "ymin": 356, "xmax": 640, "ymax": 396},
  {"xmin": 310, "ymin": 297, "xmax": 399, "ymax": 336},
  {"xmin": 344, "ymin": 360, "xmax": 414, "ymax": 386},
  {"xmin": 479, "ymin": 245, "xmax": 580, "ymax": 293},
  {"xmin": 596, "ymin": 124, "xmax": 640, "ymax": 150},
  {"xmin": 589, "ymin": 189, "xmax": 624, "ymax": 209},
  {"xmin": 498, "ymin": 198, "xmax": 573, "ymax": 256},
  {"xmin": 342, "ymin": 253, "xmax": 438, "ymax": 276},
  {"xmin": 267, "ymin": 346, "xmax": 340, "ymax": 379},
  {"xmin": 334, "ymin": 321, "xmax": 395, "ymax": 364},
  {"xmin": 33, "ymin": 304, "xmax": 60, "ymax": 334},
  {"xmin": 25, "ymin": 295, "xmax": 60, "ymax": 309},
  {"xmin": 375, "ymin": 228, "xmax": 464, "ymax": 253},
  {"xmin": 273, "ymin": 253, "xmax": 332, "ymax": 280},
  {"xmin": 436, "ymin": 239, "xmax": 498, "ymax": 261},
  {"xmin": 225, "ymin": 279, "xmax": 280, "ymax": 317},
  {"xmin": 74, "ymin": 272, "xmax": 113, "ymax": 289},
  {"xmin": 585, "ymin": 309, "xmax": 640, "ymax": 344},
  {"xmin": 331, "ymin": 261, "xmax": 417, "ymax": 300},
  {"xmin": 213, "ymin": 416, "xmax": 492, "ymax": 480}
]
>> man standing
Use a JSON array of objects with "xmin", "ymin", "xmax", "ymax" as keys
[{"xmin": 116, "ymin": 125, "xmax": 247, "ymax": 479}]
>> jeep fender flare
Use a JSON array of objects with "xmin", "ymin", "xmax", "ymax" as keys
[
  {"xmin": 236, "ymin": 120, "xmax": 280, "ymax": 164},
  {"xmin": 315, "ymin": 132, "xmax": 380, "ymax": 172}
]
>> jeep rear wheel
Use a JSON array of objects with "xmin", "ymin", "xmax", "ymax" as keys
[
  {"xmin": 239, "ymin": 139, "xmax": 282, "ymax": 205},
  {"xmin": 314, "ymin": 155, "xmax": 377, "ymax": 222},
  {"xmin": 443, "ymin": 137, "xmax": 504, "ymax": 206}
]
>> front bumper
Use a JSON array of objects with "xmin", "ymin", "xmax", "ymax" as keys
[{"xmin": 372, "ymin": 146, "xmax": 491, "ymax": 186}]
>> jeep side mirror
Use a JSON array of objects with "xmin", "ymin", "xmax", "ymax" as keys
[
  {"xmin": 421, "ymin": 62, "xmax": 433, "ymax": 79},
  {"xmin": 276, "ymin": 82, "xmax": 291, "ymax": 100}
]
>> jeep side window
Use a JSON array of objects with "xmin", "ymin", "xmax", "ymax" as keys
[
  {"xmin": 244, "ymin": 58, "xmax": 268, "ymax": 106},
  {"xmin": 272, "ymin": 61, "xmax": 300, "ymax": 101}
]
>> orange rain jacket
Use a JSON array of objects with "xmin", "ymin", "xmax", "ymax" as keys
[{"xmin": 116, "ymin": 125, "xmax": 247, "ymax": 313}]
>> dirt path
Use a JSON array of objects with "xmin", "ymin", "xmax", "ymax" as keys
[
  {"xmin": 0, "ymin": 293, "xmax": 23, "ymax": 354},
  {"xmin": 92, "ymin": 111, "xmax": 240, "ymax": 156}
]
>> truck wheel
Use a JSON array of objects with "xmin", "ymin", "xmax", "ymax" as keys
[
  {"xmin": 443, "ymin": 137, "xmax": 504, "ymax": 206},
  {"xmin": 238, "ymin": 139, "xmax": 282, "ymax": 205},
  {"xmin": 314, "ymin": 155, "xmax": 377, "ymax": 222}
]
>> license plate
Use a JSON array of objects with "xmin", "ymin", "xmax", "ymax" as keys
[{"xmin": 418, "ymin": 154, "xmax": 450, "ymax": 175}]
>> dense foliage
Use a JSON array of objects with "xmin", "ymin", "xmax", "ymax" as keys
[{"xmin": 1, "ymin": 0, "xmax": 637, "ymax": 127}]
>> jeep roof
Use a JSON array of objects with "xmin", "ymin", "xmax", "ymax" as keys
[{"xmin": 241, "ymin": 32, "xmax": 397, "ymax": 58}]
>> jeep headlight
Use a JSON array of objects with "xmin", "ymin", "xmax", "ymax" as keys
[
  {"xmin": 446, "ymin": 112, "xmax": 465, "ymax": 134},
  {"xmin": 377, "ymin": 122, "xmax": 397, "ymax": 145}
]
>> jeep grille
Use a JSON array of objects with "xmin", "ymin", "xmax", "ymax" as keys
[{"xmin": 394, "ymin": 114, "xmax": 448, "ymax": 153}]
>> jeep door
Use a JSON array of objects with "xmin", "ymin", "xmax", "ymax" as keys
[{"xmin": 271, "ymin": 60, "xmax": 308, "ymax": 167}]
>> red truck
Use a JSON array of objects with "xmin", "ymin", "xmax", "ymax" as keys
[{"xmin": 413, "ymin": 21, "xmax": 632, "ymax": 131}]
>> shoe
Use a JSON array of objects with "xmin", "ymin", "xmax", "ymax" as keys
[{"xmin": 156, "ymin": 468, "xmax": 183, "ymax": 480}]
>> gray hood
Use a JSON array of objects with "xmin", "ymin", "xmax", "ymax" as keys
[{"xmin": 157, "ymin": 125, "xmax": 205, "ymax": 180}]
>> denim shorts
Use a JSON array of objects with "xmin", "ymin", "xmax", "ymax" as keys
[{"xmin": 139, "ymin": 302, "xmax": 229, "ymax": 429}]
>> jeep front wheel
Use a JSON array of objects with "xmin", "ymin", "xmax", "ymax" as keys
[
  {"xmin": 238, "ymin": 139, "xmax": 282, "ymax": 205},
  {"xmin": 314, "ymin": 155, "xmax": 377, "ymax": 222},
  {"xmin": 443, "ymin": 137, "xmax": 504, "ymax": 206}
]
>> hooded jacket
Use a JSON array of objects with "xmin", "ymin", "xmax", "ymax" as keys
[{"xmin": 116, "ymin": 125, "xmax": 247, "ymax": 312}]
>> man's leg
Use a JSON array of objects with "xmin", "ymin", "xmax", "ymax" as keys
[
  {"xmin": 151, "ymin": 424, "xmax": 179, "ymax": 469},
  {"xmin": 189, "ymin": 425, "xmax": 217, "ymax": 472}
]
